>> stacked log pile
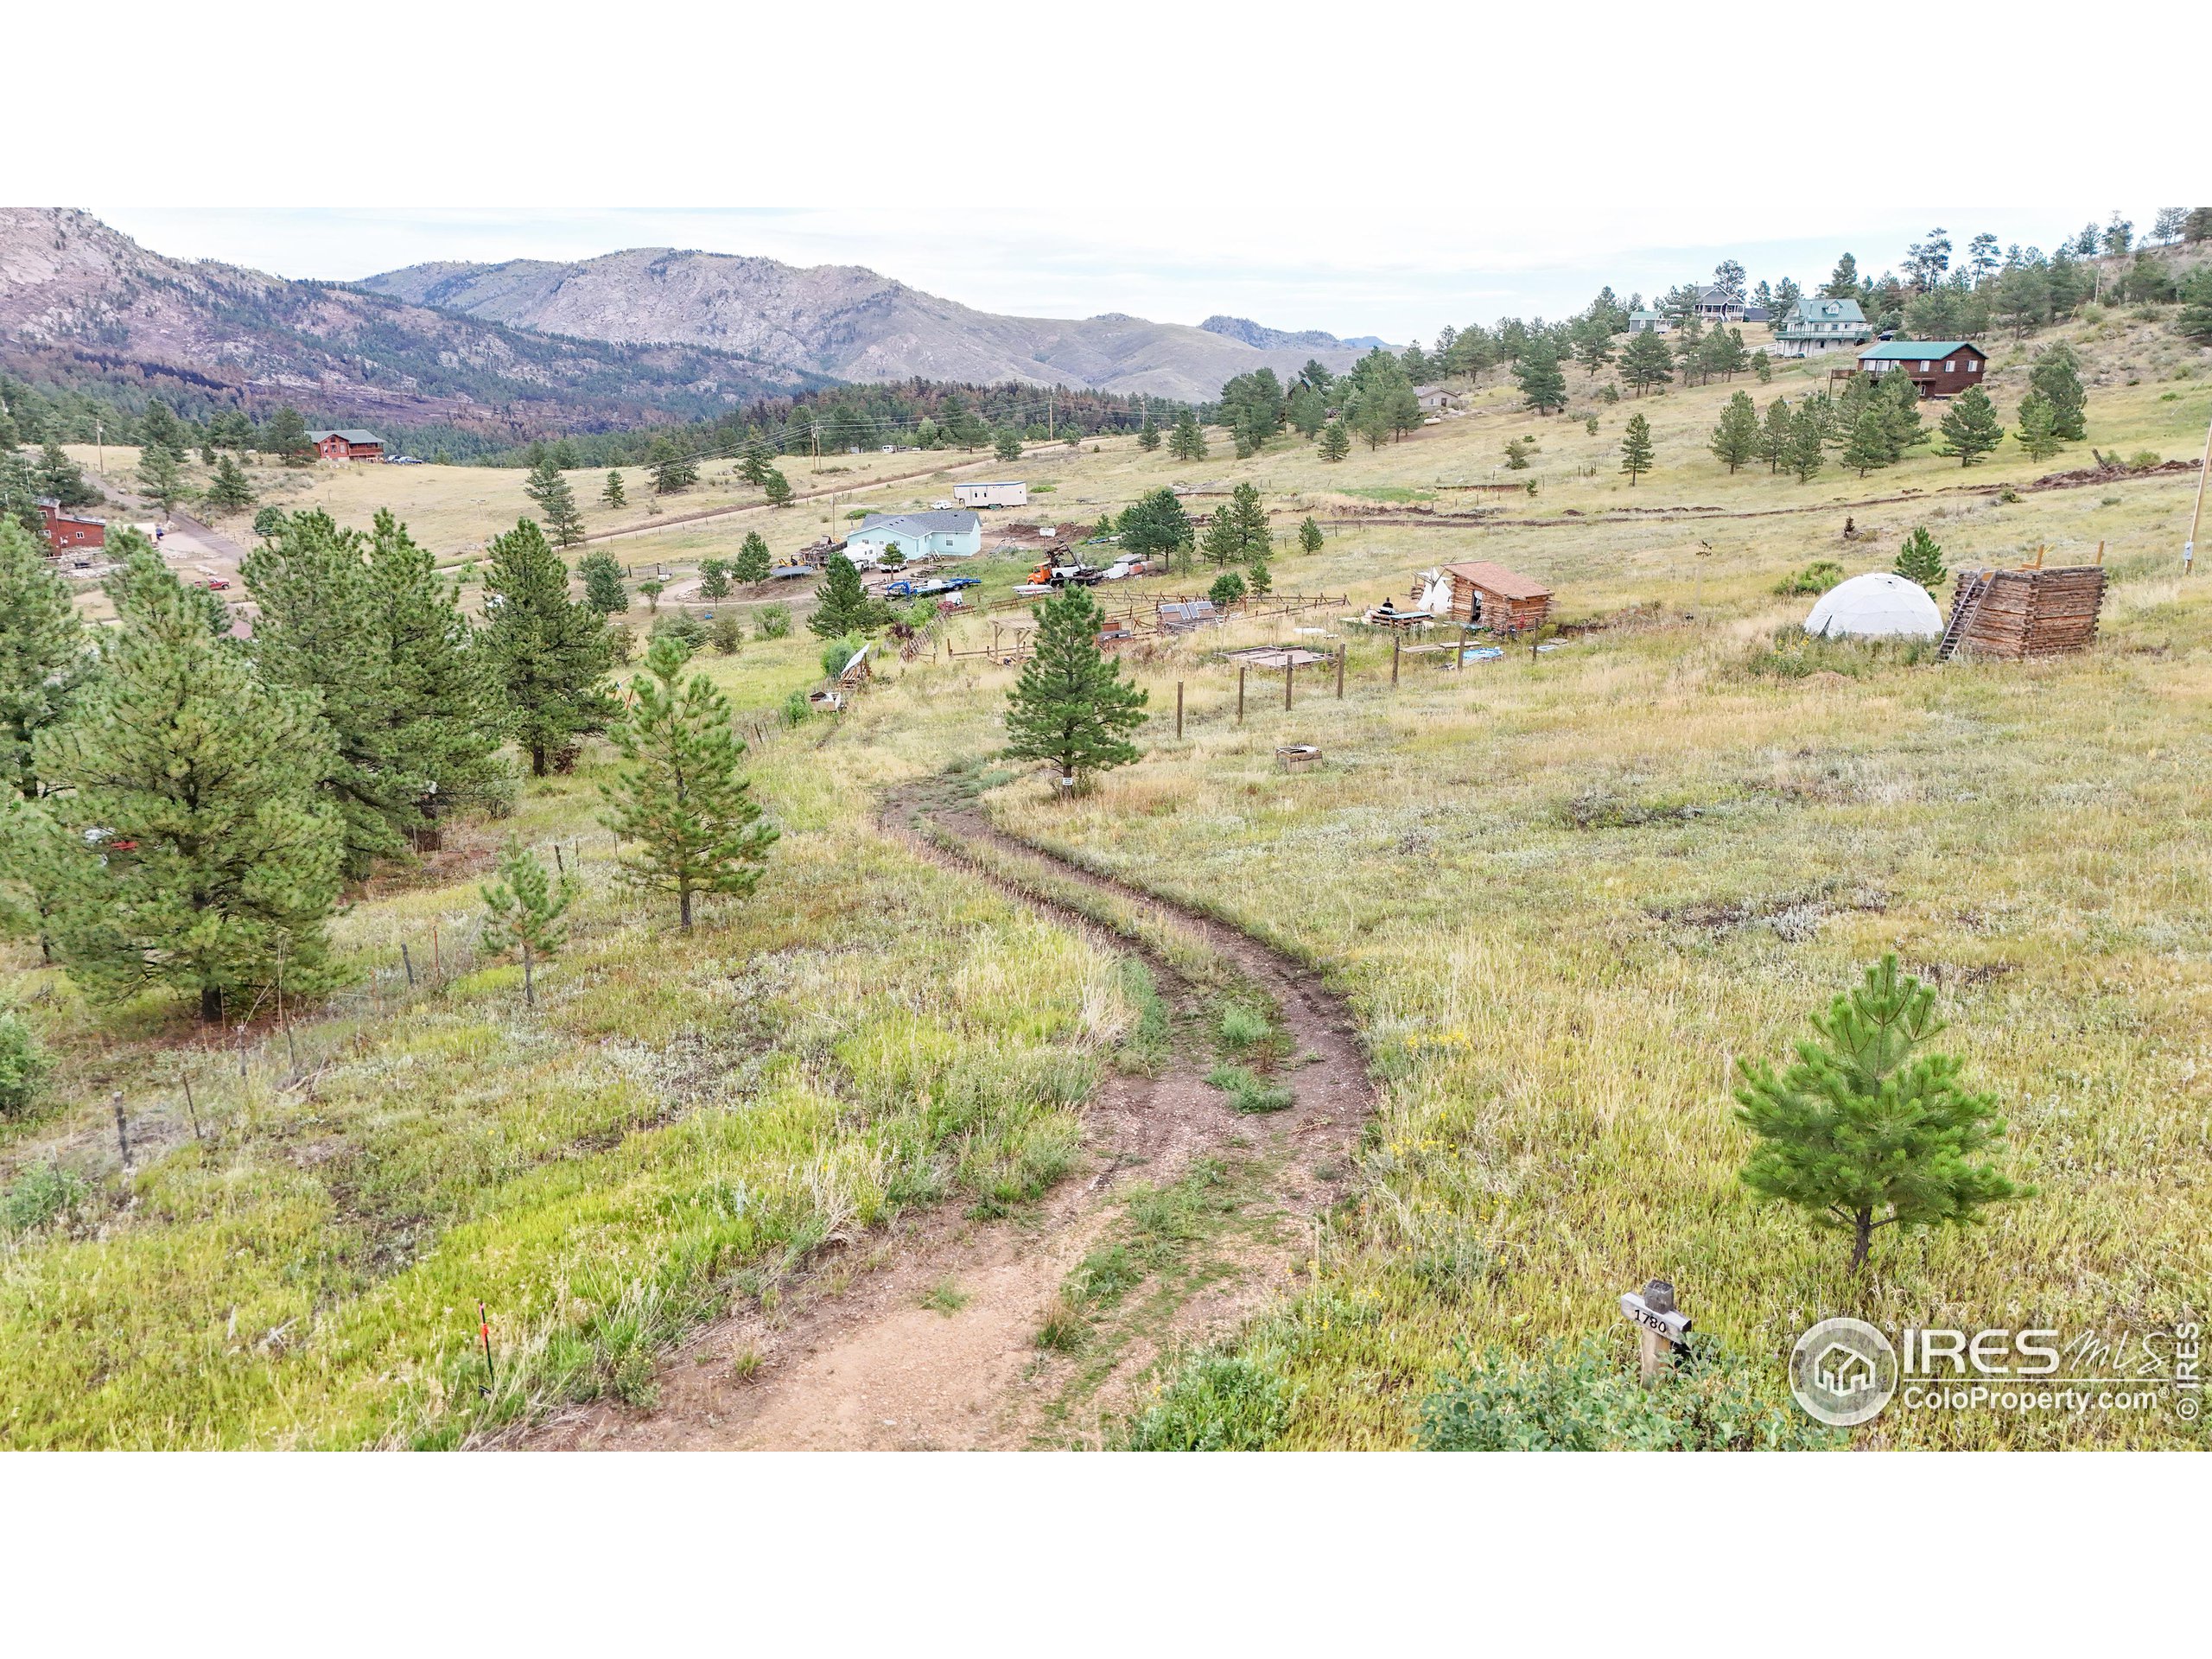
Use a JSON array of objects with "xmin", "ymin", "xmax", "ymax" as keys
[{"xmin": 1947, "ymin": 565, "xmax": 2107, "ymax": 659}]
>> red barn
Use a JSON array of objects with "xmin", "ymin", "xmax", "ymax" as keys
[
  {"xmin": 35, "ymin": 497, "xmax": 105, "ymax": 554},
  {"xmin": 308, "ymin": 429, "xmax": 385, "ymax": 461}
]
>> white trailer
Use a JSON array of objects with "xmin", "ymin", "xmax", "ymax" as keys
[{"xmin": 953, "ymin": 480, "xmax": 1029, "ymax": 509}]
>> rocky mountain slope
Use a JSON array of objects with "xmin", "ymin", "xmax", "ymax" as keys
[
  {"xmin": 1198, "ymin": 315, "xmax": 1389, "ymax": 353},
  {"xmin": 361, "ymin": 249, "xmax": 1367, "ymax": 400},
  {"xmin": 0, "ymin": 208, "xmax": 817, "ymax": 435}
]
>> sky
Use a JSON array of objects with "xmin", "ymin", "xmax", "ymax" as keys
[{"xmin": 17, "ymin": 3, "xmax": 2203, "ymax": 350}]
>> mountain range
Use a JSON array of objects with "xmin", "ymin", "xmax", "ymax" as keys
[
  {"xmin": 0, "ymin": 207, "xmax": 818, "ymax": 438},
  {"xmin": 0, "ymin": 208, "xmax": 1382, "ymax": 438},
  {"xmin": 359, "ymin": 249, "xmax": 1370, "ymax": 401}
]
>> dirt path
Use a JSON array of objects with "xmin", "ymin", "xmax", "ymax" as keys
[{"xmin": 518, "ymin": 774, "xmax": 1371, "ymax": 1451}]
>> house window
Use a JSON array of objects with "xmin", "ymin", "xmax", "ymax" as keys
[
  {"xmin": 1945, "ymin": 360, "xmax": 1955, "ymax": 372},
  {"xmin": 1920, "ymin": 360, "xmax": 1931, "ymax": 372},
  {"xmin": 1967, "ymin": 359, "xmax": 1980, "ymax": 372}
]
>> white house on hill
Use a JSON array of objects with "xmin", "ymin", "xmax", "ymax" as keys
[
  {"xmin": 1772, "ymin": 296, "xmax": 1871, "ymax": 358},
  {"xmin": 844, "ymin": 509, "xmax": 983, "ymax": 566}
]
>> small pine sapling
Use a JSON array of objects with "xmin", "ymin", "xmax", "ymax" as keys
[{"xmin": 481, "ymin": 838, "xmax": 576, "ymax": 1007}]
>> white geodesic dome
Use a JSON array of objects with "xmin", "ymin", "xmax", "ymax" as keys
[{"xmin": 1803, "ymin": 572, "xmax": 1943, "ymax": 639}]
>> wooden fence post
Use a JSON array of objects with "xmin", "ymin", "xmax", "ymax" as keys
[
  {"xmin": 1392, "ymin": 633, "xmax": 1401, "ymax": 685},
  {"xmin": 1175, "ymin": 681, "xmax": 1184, "ymax": 739},
  {"xmin": 181, "ymin": 1072, "xmax": 202, "ymax": 1141},
  {"xmin": 112, "ymin": 1091, "xmax": 131, "ymax": 1172},
  {"xmin": 401, "ymin": 943, "xmax": 416, "ymax": 988},
  {"xmin": 1237, "ymin": 667, "xmax": 1246, "ymax": 724},
  {"xmin": 1284, "ymin": 661, "xmax": 1294, "ymax": 711},
  {"xmin": 1336, "ymin": 645, "xmax": 1345, "ymax": 699}
]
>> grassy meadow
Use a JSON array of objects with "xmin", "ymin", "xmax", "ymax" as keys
[{"xmin": 10, "ymin": 302, "xmax": 2211, "ymax": 1447}]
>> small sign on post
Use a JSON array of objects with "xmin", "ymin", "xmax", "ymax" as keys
[{"xmin": 1620, "ymin": 1278, "xmax": 1691, "ymax": 1385}]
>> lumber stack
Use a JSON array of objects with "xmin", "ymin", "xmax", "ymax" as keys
[{"xmin": 1947, "ymin": 565, "xmax": 2107, "ymax": 659}]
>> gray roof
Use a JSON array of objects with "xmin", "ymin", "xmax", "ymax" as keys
[
  {"xmin": 308, "ymin": 429, "xmax": 382, "ymax": 444},
  {"xmin": 852, "ymin": 510, "xmax": 980, "ymax": 537}
]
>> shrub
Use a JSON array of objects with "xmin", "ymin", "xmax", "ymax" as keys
[
  {"xmin": 2128, "ymin": 450, "xmax": 2163, "ymax": 470},
  {"xmin": 1773, "ymin": 560, "xmax": 1844, "ymax": 597},
  {"xmin": 0, "ymin": 1014, "xmax": 46, "ymax": 1119},
  {"xmin": 780, "ymin": 690, "xmax": 811, "ymax": 727},
  {"xmin": 820, "ymin": 636, "xmax": 862, "ymax": 680},
  {"xmin": 651, "ymin": 610, "xmax": 706, "ymax": 651},
  {"xmin": 709, "ymin": 613, "xmax": 745, "ymax": 655},
  {"xmin": 0, "ymin": 1160, "xmax": 83, "ymax": 1234},
  {"xmin": 1123, "ymin": 1347, "xmax": 1294, "ymax": 1450},
  {"xmin": 755, "ymin": 603, "xmax": 792, "ymax": 640},
  {"xmin": 1420, "ymin": 1333, "xmax": 1836, "ymax": 1451},
  {"xmin": 1207, "ymin": 570, "xmax": 1246, "ymax": 608},
  {"xmin": 1743, "ymin": 626, "xmax": 1936, "ymax": 680}
]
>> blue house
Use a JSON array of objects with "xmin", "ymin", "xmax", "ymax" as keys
[{"xmin": 845, "ymin": 509, "xmax": 983, "ymax": 564}]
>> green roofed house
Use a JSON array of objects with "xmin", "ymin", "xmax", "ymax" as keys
[
  {"xmin": 1771, "ymin": 296, "xmax": 1870, "ymax": 359},
  {"xmin": 1855, "ymin": 340, "xmax": 1989, "ymax": 398}
]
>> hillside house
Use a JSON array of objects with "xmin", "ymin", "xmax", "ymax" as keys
[
  {"xmin": 308, "ymin": 429, "xmax": 384, "ymax": 461},
  {"xmin": 1855, "ymin": 340, "xmax": 1988, "ymax": 397},
  {"xmin": 1772, "ymin": 297, "xmax": 1870, "ymax": 358},
  {"xmin": 35, "ymin": 497, "xmax": 105, "ymax": 554},
  {"xmin": 1694, "ymin": 285, "xmax": 1746, "ymax": 324},
  {"xmin": 1627, "ymin": 310, "xmax": 1669, "ymax": 334},
  {"xmin": 1414, "ymin": 385, "xmax": 1464, "ymax": 413},
  {"xmin": 1440, "ymin": 561, "xmax": 1553, "ymax": 632},
  {"xmin": 845, "ymin": 509, "xmax": 982, "ymax": 565},
  {"xmin": 954, "ymin": 480, "xmax": 1028, "ymax": 508}
]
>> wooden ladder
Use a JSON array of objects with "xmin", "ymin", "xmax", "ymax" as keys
[{"xmin": 1937, "ymin": 573, "xmax": 1987, "ymax": 662}]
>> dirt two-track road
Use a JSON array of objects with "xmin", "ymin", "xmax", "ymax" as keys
[{"xmin": 520, "ymin": 776, "xmax": 1373, "ymax": 1450}]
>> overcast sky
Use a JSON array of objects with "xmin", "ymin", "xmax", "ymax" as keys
[{"xmin": 21, "ymin": 4, "xmax": 2202, "ymax": 348}]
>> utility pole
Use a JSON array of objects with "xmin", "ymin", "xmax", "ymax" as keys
[{"xmin": 2185, "ymin": 403, "xmax": 2212, "ymax": 575}]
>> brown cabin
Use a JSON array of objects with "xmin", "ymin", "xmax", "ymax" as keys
[
  {"xmin": 1441, "ymin": 561, "xmax": 1553, "ymax": 632},
  {"xmin": 1855, "ymin": 340, "xmax": 1989, "ymax": 398}
]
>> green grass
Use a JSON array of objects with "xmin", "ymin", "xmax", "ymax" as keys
[{"xmin": 1205, "ymin": 1063, "xmax": 1295, "ymax": 1115}]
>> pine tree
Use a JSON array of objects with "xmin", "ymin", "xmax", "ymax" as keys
[
  {"xmin": 761, "ymin": 469, "xmax": 794, "ymax": 507},
  {"xmin": 2027, "ymin": 341, "xmax": 2088, "ymax": 440},
  {"xmin": 1893, "ymin": 524, "xmax": 1946, "ymax": 589},
  {"xmin": 601, "ymin": 469, "xmax": 627, "ymax": 509},
  {"xmin": 1516, "ymin": 339, "xmax": 1567, "ymax": 414},
  {"xmin": 578, "ymin": 550, "xmax": 628, "ymax": 615},
  {"xmin": 1116, "ymin": 489, "xmax": 1192, "ymax": 569},
  {"xmin": 1167, "ymin": 408, "xmax": 1207, "ymax": 461},
  {"xmin": 33, "ymin": 543, "xmax": 343, "ymax": 1022},
  {"xmin": 1200, "ymin": 505, "xmax": 1241, "ymax": 568},
  {"xmin": 480, "ymin": 838, "xmax": 575, "ymax": 1007},
  {"xmin": 1137, "ymin": 412, "xmax": 1161, "ymax": 452},
  {"xmin": 1936, "ymin": 386, "xmax": 2005, "ymax": 466},
  {"xmin": 637, "ymin": 580, "xmax": 664, "ymax": 613},
  {"xmin": 365, "ymin": 511, "xmax": 509, "ymax": 823},
  {"xmin": 0, "ymin": 518, "xmax": 86, "ymax": 800},
  {"xmin": 1228, "ymin": 481, "xmax": 1270, "ymax": 563},
  {"xmin": 1701, "ymin": 327, "xmax": 1749, "ymax": 381},
  {"xmin": 1208, "ymin": 569, "xmax": 1247, "ymax": 608},
  {"xmin": 137, "ymin": 442, "xmax": 185, "ymax": 516},
  {"xmin": 1786, "ymin": 404, "xmax": 1827, "ymax": 482},
  {"xmin": 1735, "ymin": 956, "xmax": 2029, "ymax": 1272},
  {"xmin": 735, "ymin": 430, "xmax": 774, "ymax": 486},
  {"xmin": 1840, "ymin": 408, "xmax": 1891, "ymax": 478},
  {"xmin": 525, "ymin": 456, "xmax": 587, "ymax": 548},
  {"xmin": 1317, "ymin": 419, "xmax": 1351, "ymax": 462},
  {"xmin": 137, "ymin": 397, "xmax": 186, "ymax": 457},
  {"xmin": 699, "ymin": 559, "xmax": 732, "ymax": 600},
  {"xmin": 245, "ymin": 510, "xmax": 421, "ymax": 877},
  {"xmin": 1005, "ymin": 585, "xmax": 1147, "ymax": 790},
  {"xmin": 1618, "ymin": 412, "xmax": 1655, "ymax": 485},
  {"xmin": 205, "ymin": 453, "xmax": 256, "ymax": 513},
  {"xmin": 1752, "ymin": 350, "xmax": 1772, "ymax": 384},
  {"xmin": 809, "ymin": 553, "xmax": 878, "ymax": 639},
  {"xmin": 1246, "ymin": 553, "xmax": 1273, "ymax": 596},
  {"xmin": 733, "ymin": 531, "xmax": 772, "ymax": 584},
  {"xmin": 648, "ymin": 437, "xmax": 699, "ymax": 494},
  {"xmin": 1574, "ymin": 330, "xmax": 1615, "ymax": 378},
  {"xmin": 1618, "ymin": 329, "xmax": 1675, "ymax": 396},
  {"xmin": 2015, "ymin": 393, "xmax": 2063, "ymax": 462},
  {"xmin": 0, "ymin": 448, "xmax": 45, "ymax": 538},
  {"xmin": 36, "ymin": 442, "xmax": 99, "ymax": 509},
  {"xmin": 1709, "ymin": 391, "xmax": 1758, "ymax": 473},
  {"xmin": 1881, "ymin": 372, "xmax": 1928, "ymax": 456},
  {"xmin": 1299, "ymin": 517, "xmax": 1324, "ymax": 555},
  {"xmin": 600, "ymin": 634, "xmax": 778, "ymax": 930},
  {"xmin": 481, "ymin": 518, "xmax": 615, "ymax": 777},
  {"xmin": 994, "ymin": 427, "xmax": 1024, "ymax": 462},
  {"xmin": 263, "ymin": 406, "xmax": 314, "ymax": 466}
]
